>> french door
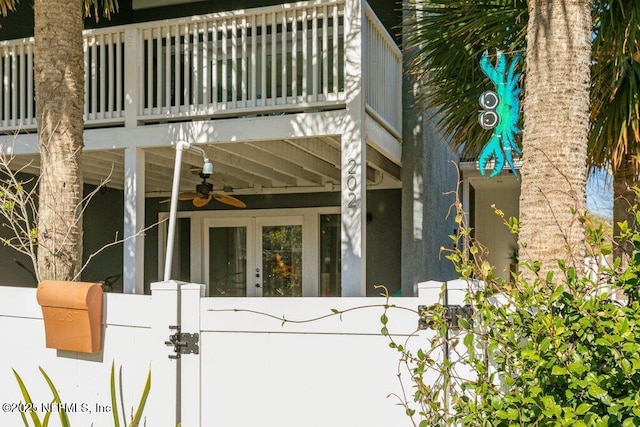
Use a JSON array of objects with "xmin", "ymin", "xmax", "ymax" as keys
[{"xmin": 203, "ymin": 216, "xmax": 303, "ymax": 297}]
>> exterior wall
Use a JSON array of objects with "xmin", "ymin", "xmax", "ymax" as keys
[
  {"xmin": 366, "ymin": 188, "xmax": 401, "ymax": 295},
  {"xmin": 473, "ymin": 182, "xmax": 520, "ymax": 282},
  {"xmin": 400, "ymin": 107, "xmax": 459, "ymax": 295},
  {"xmin": 81, "ymin": 185, "xmax": 125, "ymax": 289},
  {"xmin": 400, "ymin": 4, "xmax": 460, "ymax": 295},
  {"xmin": 0, "ymin": 226, "xmax": 35, "ymax": 286}
]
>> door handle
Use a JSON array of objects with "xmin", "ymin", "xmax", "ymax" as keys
[{"xmin": 255, "ymin": 283, "xmax": 261, "ymax": 288}]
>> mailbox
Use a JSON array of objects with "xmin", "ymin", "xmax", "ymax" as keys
[{"xmin": 36, "ymin": 280, "xmax": 103, "ymax": 353}]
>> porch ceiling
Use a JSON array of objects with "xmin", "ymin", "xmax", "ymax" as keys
[{"xmin": 7, "ymin": 136, "xmax": 401, "ymax": 196}]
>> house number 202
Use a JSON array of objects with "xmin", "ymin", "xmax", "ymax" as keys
[{"xmin": 346, "ymin": 158, "xmax": 358, "ymax": 209}]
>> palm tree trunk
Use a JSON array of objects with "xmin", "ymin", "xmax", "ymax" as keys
[
  {"xmin": 34, "ymin": 0, "xmax": 85, "ymax": 281},
  {"xmin": 518, "ymin": 0, "xmax": 592, "ymax": 280}
]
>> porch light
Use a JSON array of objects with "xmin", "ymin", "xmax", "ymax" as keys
[
  {"xmin": 164, "ymin": 141, "xmax": 210, "ymax": 281},
  {"xmin": 202, "ymin": 160, "xmax": 214, "ymax": 175}
]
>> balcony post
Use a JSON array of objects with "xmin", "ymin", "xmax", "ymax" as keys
[
  {"xmin": 341, "ymin": 0, "xmax": 367, "ymax": 296},
  {"xmin": 123, "ymin": 146, "xmax": 145, "ymax": 294},
  {"xmin": 123, "ymin": 27, "xmax": 140, "ymax": 127}
]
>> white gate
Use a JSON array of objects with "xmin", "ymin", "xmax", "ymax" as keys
[{"xmin": 169, "ymin": 281, "xmax": 463, "ymax": 427}]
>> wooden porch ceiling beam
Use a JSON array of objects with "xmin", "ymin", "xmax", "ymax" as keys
[
  {"xmin": 366, "ymin": 146, "xmax": 401, "ymax": 181},
  {"xmin": 80, "ymin": 156, "xmax": 123, "ymax": 175},
  {"xmin": 286, "ymin": 137, "xmax": 341, "ymax": 166},
  {"xmin": 219, "ymin": 143, "xmax": 323, "ymax": 185},
  {"xmin": 150, "ymin": 146, "xmax": 272, "ymax": 188},
  {"xmin": 267, "ymin": 140, "xmax": 341, "ymax": 182},
  {"xmin": 145, "ymin": 149, "xmax": 253, "ymax": 190},
  {"xmin": 85, "ymin": 149, "xmax": 124, "ymax": 164},
  {"xmin": 204, "ymin": 145, "xmax": 297, "ymax": 187},
  {"xmin": 6, "ymin": 111, "xmax": 351, "ymax": 155}
]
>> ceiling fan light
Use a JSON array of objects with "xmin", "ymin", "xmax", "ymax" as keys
[{"xmin": 202, "ymin": 161, "xmax": 214, "ymax": 175}]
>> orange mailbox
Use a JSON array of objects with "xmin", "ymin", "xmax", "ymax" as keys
[{"xmin": 36, "ymin": 280, "xmax": 103, "ymax": 353}]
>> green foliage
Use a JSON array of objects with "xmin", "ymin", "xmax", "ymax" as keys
[
  {"xmin": 110, "ymin": 361, "xmax": 151, "ymax": 427},
  {"xmin": 386, "ymin": 195, "xmax": 640, "ymax": 426},
  {"xmin": 12, "ymin": 367, "xmax": 70, "ymax": 427},
  {"xmin": 11, "ymin": 362, "xmax": 151, "ymax": 427}
]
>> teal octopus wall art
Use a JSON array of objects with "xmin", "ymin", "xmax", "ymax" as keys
[{"xmin": 477, "ymin": 50, "xmax": 523, "ymax": 177}]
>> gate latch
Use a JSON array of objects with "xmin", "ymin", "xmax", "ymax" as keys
[{"xmin": 165, "ymin": 325, "xmax": 199, "ymax": 359}]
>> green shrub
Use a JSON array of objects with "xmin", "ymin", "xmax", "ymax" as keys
[{"xmin": 386, "ymin": 198, "xmax": 640, "ymax": 427}]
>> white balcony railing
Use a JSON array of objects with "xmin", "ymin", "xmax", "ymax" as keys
[
  {"xmin": 0, "ymin": 0, "xmax": 401, "ymax": 136},
  {"xmin": 364, "ymin": 4, "xmax": 402, "ymax": 138},
  {"xmin": 136, "ymin": 0, "xmax": 346, "ymax": 121},
  {"xmin": 0, "ymin": 38, "xmax": 35, "ymax": 129}
]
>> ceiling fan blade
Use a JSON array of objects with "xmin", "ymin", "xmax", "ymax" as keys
[
  {"xmin": 212, "ymin": 192, "xmax": 246, "ymax": 208},
  {"xmin": 159, "ymin": 191, "xmax": 200, "ymax": 203},
  {"xmin": 178, "ymin": 192, "xmax": 200, "ymax": 200},
  {"xmin": 192, "ymin": 194, "xmax": 213, "ymax": 208}
]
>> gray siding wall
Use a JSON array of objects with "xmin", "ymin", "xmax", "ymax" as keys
[{"xmin": 400, "ymin": 5, "xmax": 459, "ymax": 294}]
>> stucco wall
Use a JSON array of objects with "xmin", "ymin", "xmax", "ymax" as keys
[{"xmin": 400, "ymin": 111, "xmax": 459, "ymax": 296}]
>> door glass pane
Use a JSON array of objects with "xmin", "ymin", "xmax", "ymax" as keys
[
  {"xmin": 262, "ymin": 225, "xmax": 302, "ymax": 297},
  {"xmin": 209, "ymin": 227, "xmax": 247, "ymax": 297},
  {"xmin": 320, "ymin": 214, "xmax": 341, "ymax": 296}
]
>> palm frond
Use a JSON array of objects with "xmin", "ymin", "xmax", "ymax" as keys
[
  {"xmin": 83, "ymin": 0, "xmax": 119, "ymax": 22},
  {"xmin": 589, "ymin": 0, "xmax": 640, "ymax": 169},
  {"xmin": 404, "ymin": 0, "xmax": 639, "ymax": 172},
  {"xmin": 0, "ymin": 0, "xmax": 18, "ymax": 16},
  {"xmin": 403, "ymin": 0, "xmax": 527, "ymax": 158}
]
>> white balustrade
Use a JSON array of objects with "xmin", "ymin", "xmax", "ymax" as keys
[
  {"xmin": 0, "ymin": 0, "xmax": 401, "ymax": 137},
  {"xmin": 136, "ymin": 0, "xmax": 345, "ymax": 121},
  {"xmin": 0, "ymin": 38, "xmax": 34, "ymax": 130},
  {"xmin": 364, "ymin": 3, "xmax": 402, "ymax": 138},
  {"xmin": 84, "ymin": 28, "xmax": 126, "ymax": 125}
]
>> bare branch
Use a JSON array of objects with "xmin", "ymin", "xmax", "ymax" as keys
[{"xmin": 72, "ymin": 218, "xmax": 167, "ymax": 282}]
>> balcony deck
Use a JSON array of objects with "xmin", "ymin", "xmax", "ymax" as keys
[{"xmin": 0, "ymin": 1, "xmax": 400, "ymax": 135}]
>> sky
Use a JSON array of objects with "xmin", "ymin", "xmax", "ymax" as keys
[{"xmin": 587, "ymin": 167, "xmax": 613, "ymax": 220}]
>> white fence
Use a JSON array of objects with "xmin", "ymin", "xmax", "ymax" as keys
[
  {"xmin": 0, "ymin": 0, "xmax": 401, "ymax": 136},
  {"xmin": 0, "ymin": 286, "xmax": 154, "ymax": 426},
  {"xmin": 0, "ymin": 280, "xmax": 461, "ymax": 426}
]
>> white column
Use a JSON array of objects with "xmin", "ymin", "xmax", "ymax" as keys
[
  {"xmin": 123, "ymin": 147, "xmax": 145, "ymax": 294},
  {"xmin": 123, "ymin": 27, "xmax": 140, "ymax": 127},
  {"xmin": 179, "ymin": 282, "xmax": 206, "ymax": 427},
  {"xmin": 148, "ymin": 281, "xmax": 181, "ymax": 426},
  {"xmin": 341, "ymin": 0, "xmax": 367, "ymax": 297}
]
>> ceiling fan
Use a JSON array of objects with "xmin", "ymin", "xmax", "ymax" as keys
[{"xmin": 163, "ymin": 172, "xmax": 246, "ymax": 208}]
